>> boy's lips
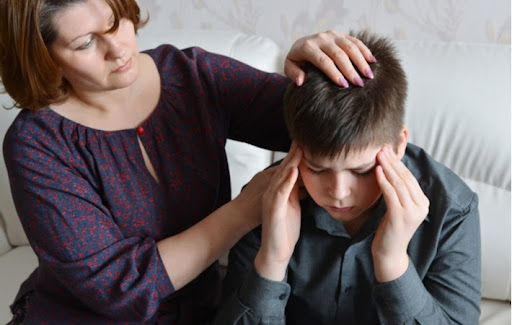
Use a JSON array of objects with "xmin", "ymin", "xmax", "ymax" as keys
[{"xmin": 328, "ymin": 206, "xmax": 353, "ymax": 213}]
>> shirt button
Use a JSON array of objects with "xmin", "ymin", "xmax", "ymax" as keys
[
  {"xmin": 278, "ymin": 293, "xmax": 286, "ymax": 300},
  {"xmin": 136, "ymin": 126, "xmax": 145, "ymax": 136}
]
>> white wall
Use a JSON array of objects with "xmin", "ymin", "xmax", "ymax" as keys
[{"xmin": 137, "ymin": 0, "xmax": 510, "ymax": 52}]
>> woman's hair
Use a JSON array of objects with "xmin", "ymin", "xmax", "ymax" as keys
[
  {"xmin": 0, "ymin": 0, "xmax": 147, "ymax": 110},
  {"xmin": 283, "ymin": 31, "xmax": 408, "ymax": 159}
]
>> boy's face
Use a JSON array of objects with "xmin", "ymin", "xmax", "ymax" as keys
[{"xmin": 299, "ymin": 145, "xmax": 387, "ymax": 230}]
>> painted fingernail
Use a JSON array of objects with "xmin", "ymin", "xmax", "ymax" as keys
[
  {"xmin": 339, "ymin": 77, "xmax": 349, "ymax": 88},
  {"xmin": 295, "ymin": 77, "xmax": 303, "ymax": 86},
  {"xmin": 370, "ymin": 54, "xmax": 377, "ymax": 62},
  {"xmin": 353, "ymin": 76, "xmax": 364, "ymax": 87},
  {"xmin": 365, "ymin": 68, "xmax": 374, "ymax": 79}
]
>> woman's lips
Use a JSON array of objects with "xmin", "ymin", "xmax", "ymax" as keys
[{"xmin": 113, "ymin": 58, "xmax": 132, "ymax": 73}]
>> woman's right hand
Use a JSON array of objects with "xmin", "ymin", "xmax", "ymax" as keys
[
  {"xmin": 285, "ymin": 30, "xmax": 376, "ymax": 87},
  {"xmin": 233, "ymin": 164, "xmax": 279, "ymax": 230},
  {"xmin": 254, "ymin": 142, "xmax": 302, "ymax": 281}
]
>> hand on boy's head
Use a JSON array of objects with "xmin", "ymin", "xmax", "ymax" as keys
[
  {"xmin": 285, "ymin": 30, "xmax": 376, "ymax": 88},
  {"xmin": 372, "ymin": 146, "xmax": 430, "ymax": 282}
]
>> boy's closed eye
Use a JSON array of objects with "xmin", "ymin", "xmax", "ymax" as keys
[{"xmin": 352, "ymin": 165, "xmax": 376, "ymax": 178}]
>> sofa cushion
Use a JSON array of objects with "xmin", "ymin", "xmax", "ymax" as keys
[{"xmin": 0, "ymin": 245, "xmax": 38, "ymax": 324}]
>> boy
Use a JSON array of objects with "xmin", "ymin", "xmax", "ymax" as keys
[{"xmin": 214, "ymin": 31, "xmax": 481, "ymax": 324}]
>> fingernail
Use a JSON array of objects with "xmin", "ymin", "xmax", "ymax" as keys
[
  {"xmin": 295, "ymin": 77, "xmax": 302, "ymax": 86},
  {"xmin": 365, "ymin": 68, "xmax": 374, "ymax": 79},
  {"xmin": 353, "ymin": 76, "xmax": 364, "ymax": 87},
  {"xmin": 339, "ymin": 77, "xmax": 349, "ymax": 88},
  {"xmin": 370, "ymin": 54, "xmax": 377, "ymax": 63}
]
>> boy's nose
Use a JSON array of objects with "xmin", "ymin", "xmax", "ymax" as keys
[{"xmin": 328, "ymin": 174, "xmax": 351, "ymax": 200}]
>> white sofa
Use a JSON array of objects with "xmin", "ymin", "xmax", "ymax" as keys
[{"xmin": 0, "ymin": 30, "xmax": 510, "ymax": 324}]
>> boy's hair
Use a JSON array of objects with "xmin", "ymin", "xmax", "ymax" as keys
[{"xmin": 283, "ymin": 31, "xmax": 407, "ymax": 159}]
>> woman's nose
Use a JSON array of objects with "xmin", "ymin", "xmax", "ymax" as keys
[{"xmin": 104, "ymin": 34, "xmax": 125, "ymax": 61}]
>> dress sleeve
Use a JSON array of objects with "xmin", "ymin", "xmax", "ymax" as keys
[
  {"xmin": 3, "ymin": 124, "xmax": 174, "ymax": 321},
  {"xmin": 372, "ymin": 193, "xmax": 481, "ymax": 325},
  {"xmin": 213, "ymin": 227, "xmax": 290, "ymax": 325},
  {"xmin": 165, "ymin": 45, "xmax": 292, "ymax": 152}
]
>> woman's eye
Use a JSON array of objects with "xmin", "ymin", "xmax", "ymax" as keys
[{"xmin": 76, "ymin": 38, "xmax": 93, "ymax": 51}]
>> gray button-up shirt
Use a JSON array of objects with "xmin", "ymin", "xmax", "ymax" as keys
[{"xmin": 214, "ymin": 144, "xmax": 481, "ymax": 325}]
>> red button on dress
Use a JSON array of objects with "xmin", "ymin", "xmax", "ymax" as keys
[{"xmin": 136, "ymin": 126, "xmax": 145, "ymax": 136}]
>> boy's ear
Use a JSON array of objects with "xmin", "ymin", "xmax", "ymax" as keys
[{"xmin": 396, "ymin": 125, "xmax": 408, "ymax": 159}]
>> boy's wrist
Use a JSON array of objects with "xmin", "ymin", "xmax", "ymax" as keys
[
  {"xmin": 254, "ymin": 250, "xmax": 289, "ymax": 282},
  {"xmin": 372, "ymin": 252, "xmax": 409, "ymax": 283}
]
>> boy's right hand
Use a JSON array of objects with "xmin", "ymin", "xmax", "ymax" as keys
[{"xmin": 254, "ymin": 142, "xmax": 302, "ymax": 281}]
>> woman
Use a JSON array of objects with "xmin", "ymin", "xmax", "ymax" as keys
[{"xmin": 0, "ymin": 0, "xmax": 375, "ymax": 323}]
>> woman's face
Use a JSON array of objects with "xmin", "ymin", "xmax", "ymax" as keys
[{"xmin": 49, "ymin": 0, "xmax": 139, "ymax": 94}]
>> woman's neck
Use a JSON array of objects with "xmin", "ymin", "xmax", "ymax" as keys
[{"xmin": 50, "ymin": 53, "xmax": 160, "ymax": 131}]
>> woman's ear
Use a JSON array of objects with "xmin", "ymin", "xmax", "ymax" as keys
[{"xmin": 396, "ymin": 125, "xmax": 408, "ymax": 159}]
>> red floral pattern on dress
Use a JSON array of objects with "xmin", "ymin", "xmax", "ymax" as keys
[{"xmin": 4, "ymin": 44, "xmax": 290, "ymax": 324}]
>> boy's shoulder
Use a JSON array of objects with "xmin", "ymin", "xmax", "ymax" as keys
[{"xmin": 404, "ymin": 143, "xmax": 477, "ymax": 215}]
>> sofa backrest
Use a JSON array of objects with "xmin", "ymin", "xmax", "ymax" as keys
[{"xmin": 398, "ymin": 40, "xmax": 511, "ymax": 301}]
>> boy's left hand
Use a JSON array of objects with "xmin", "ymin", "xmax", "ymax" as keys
[{"xmin": 372, "ymin": 146, "xmax": 430, "ymax": 283}]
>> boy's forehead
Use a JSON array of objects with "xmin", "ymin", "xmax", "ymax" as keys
[{"xmin": 303, "ymin": 146, "xmax": 381, "ymax": 168}]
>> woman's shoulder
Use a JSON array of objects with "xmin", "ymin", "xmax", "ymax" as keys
[{"xmin": 4, "ymin": 109, "xmax": 58, "ymax": 151}]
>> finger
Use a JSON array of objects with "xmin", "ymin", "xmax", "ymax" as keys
[
  {"xmin": 384, "ymin": 148, "xmax": 425, "ymax": 206},
  {"xmin": 346, "ymin": 35, "xmax": 377, "ymax": 64},
  {"xmin": 285, "ymin": 37, "xmax": 348, "ymax": 88},
  {"xmin": 283, "ymin": 58, "xmax": 306, "ymax": 86},
  {"xmin": 377, "ymin": 150, "xmax": 413, "ymax": 208},
  {"xmin": 375, "ymin": 164, "xmax": 400, "ymax": 208},
  {"xmin": 271, "ymin": 143, "xmax": 302, "ymax": 191},
  {"xmin": 275, "ymin": 163, "xmax": 300, "ymax": 202},
  {"xmin": 347, "ymin": 36, "xmax": 377, "ymax": 79},
  {"xmin": 331, "ymin": 37, "xmax": 370, "ymax": 86},
  {"xmin": 279, "ymin": 142, "xmax": 303, "ymax": 174}
]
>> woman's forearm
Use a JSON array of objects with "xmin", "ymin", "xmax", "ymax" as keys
[{"xmin": 157, "ymin": 198, "xmax": 256, "ymax": 290}]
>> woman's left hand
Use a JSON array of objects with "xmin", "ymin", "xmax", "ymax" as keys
[{"xmin": 285, "ymin": 30, "xmax": 376, "ymax": 87}]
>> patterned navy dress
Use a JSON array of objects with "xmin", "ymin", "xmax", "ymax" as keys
[{"xmin": 3, "ymin": 44, "xmax": 290, "ymax": 324}]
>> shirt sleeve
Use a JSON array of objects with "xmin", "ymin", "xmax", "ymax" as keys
[
  {"xmin": 3, "ymin": 126, "xmax": 174, "ymax": 321},
  {"xmin": 213, "ymin": 227, "xmax": 290, "ymax": 325},
  {"xmin": 372, "ymin": 193, "xmax": 481, "ymax": 325}
]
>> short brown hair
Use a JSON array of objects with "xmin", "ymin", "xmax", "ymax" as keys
[
  {"xmin": 0, "ymin": 0, "xmax": 147, "ymax": 110},
  {"xmin": 284, "ymin": 31, "xmax": 407, "ymax": 159}
]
